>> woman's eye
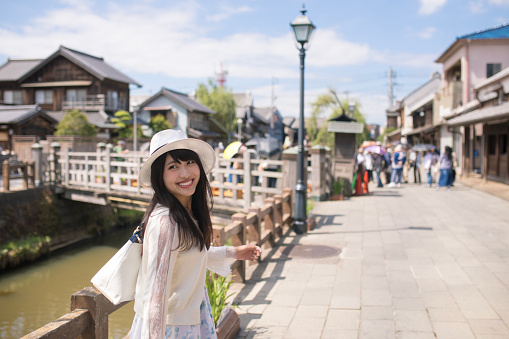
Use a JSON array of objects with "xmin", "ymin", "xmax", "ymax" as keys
[
  {"xmin": 168, "ymin": 165, "xmax": 177, "ymax": 170},
  {"xmin": 187, "ymin": 160, "xmax": 196, "ymax": 165}
]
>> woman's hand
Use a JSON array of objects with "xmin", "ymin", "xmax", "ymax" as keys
[{"xmin": 235, "ymin": 245, "xmax": 262, "ymax": 261}]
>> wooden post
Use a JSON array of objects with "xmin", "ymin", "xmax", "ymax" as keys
[
  {"xmin": 247, "ymin": 207, "xmax": 261, "ymax": 246},
  {"xmin": 3, "ymin": 160, "xmax": 9, "ymax": 192},
  {"xmin": 231, "ymin": 213, "xmax": 246, "ymax": 282},
  {"xmin": 273, "ymin": 194, "xmax": 283, "ymax": 238},
  {"xmin": 27, "ymin": 161, "xmax": 35, "ymax": 188},
  {"xmin": 283, "ymin": 188, "xmax": 292, "ymax": 223},
  {"xmin": 31, "ymin": 142, "xmax": 43, "ymax": 186},
  {"xmin": 70, "ymin": 287, "xmax": 109, "ymax": 339},
  {"xmin": 212, "ymin": 226, "xmax": 225, "ymax": 246},
  {"xmin": 71, "ymin": 287, "xmax": 129, "ymax": 339},
  {"xmin": 263, "ymin": 198, "xmax": 276, "ymax": 247},
  {"xmin": 105, "ymin": 145, "xmax": 112, "ymax": 192},
  {"xmin": 243, "ymin": 151, "xmax": 252, "ymax": 210}
]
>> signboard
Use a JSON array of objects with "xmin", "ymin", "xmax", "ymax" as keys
[{"xmin": 328, "ymin": 121, "xmax": 364, "ymax": 134}]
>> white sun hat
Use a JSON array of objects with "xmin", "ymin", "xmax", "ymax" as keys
[{"xmin": 138, "ymin": 129, "xmax": 216, "ymax": 188}]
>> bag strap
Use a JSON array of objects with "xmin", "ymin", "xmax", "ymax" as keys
[{"xmin": 129, "ymin": 218, "xmax": 146, "ymax": 244}]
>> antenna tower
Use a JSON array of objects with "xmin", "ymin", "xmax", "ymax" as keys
[{"xmin": 216, "ymin": 62, "xmax": 228, "ymax": 87}]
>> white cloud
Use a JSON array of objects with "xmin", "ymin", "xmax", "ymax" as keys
[
  {"xmin": 418, "ymin": 27, "xmax": 437, "ymax": 39},
  {"xmin": 206, "ymin": 5, "xmax": 252, "ymax": 22},
  {"xmin": 0, "ymin": 0, "xmax": 437, "ymax": 125},
  {"xmin": 418, "ymin": 0, "xmax": 447, "ymax": 15}
]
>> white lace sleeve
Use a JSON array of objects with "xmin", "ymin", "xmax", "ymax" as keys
[
  {"xmin": 207, "ymin": 246, "xmax": 237, "ymax": 277},
  {"xmin": 141, "ymin": 215, "xmax": 178, "ymax": 339}
]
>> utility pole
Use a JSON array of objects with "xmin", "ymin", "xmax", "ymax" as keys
[{"xmin": 388, "ymin": 67, "xmax": 395, "ymax": 108}]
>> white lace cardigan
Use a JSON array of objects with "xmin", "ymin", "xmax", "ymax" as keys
[{"xmin": 133, "ymin": 204, "xmax": 236, "ymax": 338}]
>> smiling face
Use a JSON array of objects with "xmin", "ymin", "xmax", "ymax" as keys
[{"xmin": 163, "ymin": 153, "xmax": 201, "ymax": 207}]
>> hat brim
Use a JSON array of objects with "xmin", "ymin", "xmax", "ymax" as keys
[{"xmin": 139, "ymin": 138, "xmax": 216, "ymax": 188}]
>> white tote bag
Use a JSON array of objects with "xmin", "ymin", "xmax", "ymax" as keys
[{"xmin": 91, "ymin": 223, "xmax": 144, "ymax": 305}]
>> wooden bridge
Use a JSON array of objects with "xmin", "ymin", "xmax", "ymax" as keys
[{"xmin": 23, "ymin": 145, "xmax": 333, "ymax": 214}]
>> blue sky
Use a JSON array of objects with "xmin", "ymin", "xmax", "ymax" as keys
[{"xmin": 1, "ymin": 0, "xmax": 508, "ymax": 125}]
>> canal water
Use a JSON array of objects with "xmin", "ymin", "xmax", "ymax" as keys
[{"xmin": 0, "ymin": 227, "xmax": 136, "ymax": 339}]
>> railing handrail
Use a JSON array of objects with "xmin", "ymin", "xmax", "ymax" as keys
[
  {"xmin": 56, "ymin": 150, "xmax": 287, "ymax": 211},
  {"xmin": 22, "ymin": 188, "xmax": 293, "ymax": 339}
]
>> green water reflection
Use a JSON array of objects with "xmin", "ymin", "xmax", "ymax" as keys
[{"xmin": 0, "ymin": 228, "xmax": 135, "ymax": 339}]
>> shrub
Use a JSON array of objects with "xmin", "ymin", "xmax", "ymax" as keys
[{"xmin": 205, "ymin": 270, "xmax": 235, "ymax": 326}]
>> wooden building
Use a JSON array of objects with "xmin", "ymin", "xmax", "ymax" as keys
[
  {"xmin": 0, "ymin": 104, "xmax": 56, "ymax": 151},
  {"xmin": 0, "ymin": 46, "xmax": 141, "ymax": 136}
]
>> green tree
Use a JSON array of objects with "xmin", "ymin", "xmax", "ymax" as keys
[
  {"xmin": 307, "ymin": 90, "xmax": 370, "ymax": 149},
  {"xmin": 55, "ymin": 110, "xmax": 97, "ymax": 136},
  {"xmin": 149, "ymin": 114, "xmax": 172, "ymax": 134},
  {"xmin": 195, "ymin": 80, "xmax": 236, "ymax": 143},
  {"xmin": 112, "ymin": 110, "xmax": 132, "ymax": 138}
]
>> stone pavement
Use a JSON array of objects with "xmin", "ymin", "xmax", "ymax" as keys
[{"xmin": 230, "ymin": 181, "xmax": 509, "ymax": 338}]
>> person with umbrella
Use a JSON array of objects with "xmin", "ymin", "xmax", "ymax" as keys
[{"xmin": 223, "ymin": 141, "xmax": 247, "ymax": 183}]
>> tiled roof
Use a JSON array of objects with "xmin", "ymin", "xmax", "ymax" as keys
[
  {"xmin": 19, "ymin": 46, "xmax": 141, "ymax": 87},
  {"xmin": 253, "ymin": 107, "xmax": 276, "ymax": 124},
  {"xmin": 458, "ymin": 23, "xmax": 509, "ymax": 40},
  {"xmin": 0, "ymin": 104, "xmax": 56, "ymax": 124},
  {"xmin": 447, "ymin": 102, "xmax": 509, "ymax": 126},
  {"xmin": 47, "ymin": 111, "xmax": 117, "ymax": 129},
  {"xmin": 282, "ymin": 116, "xmax": 295, "ymax": 127},
  {"xmin": 142, "ymin": 88, "xmax": 215, "ymax": 115},
  {"xmin": 0, "ymin": 59, "xmax": 43, "ymax": 81}
]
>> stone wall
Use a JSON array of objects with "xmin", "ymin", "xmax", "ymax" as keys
[{"xmin": 0, "ymin": 187, "xmax": 116, "ymax": 247}]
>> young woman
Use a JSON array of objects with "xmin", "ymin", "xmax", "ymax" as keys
[{"xmin": 130, "ymin": 129, "xmax": 261, "ymax": 338}]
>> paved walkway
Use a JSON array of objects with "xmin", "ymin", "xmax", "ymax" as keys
[{"xmin": 230, "ymin": 181, "xmax": 509, "ymax": 338}]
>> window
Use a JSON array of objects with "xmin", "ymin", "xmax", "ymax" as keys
[
  {"xmin": 66, "ymin": 89, "xmax": 87, "ymax": 102},
  {"xmin": 3, "ymin": 90, "xmax": 22, "ymax": 104},
  {"xmin": 107, "ymin": 90, "xmax": 118, "ymax": 109},
  {"xmin": 35, "ymin": 90, "xmax": 53, "ymax": 104},
  {"xmin": 487, "ymin": 63, "xmax": 502, "ymax": 78}
]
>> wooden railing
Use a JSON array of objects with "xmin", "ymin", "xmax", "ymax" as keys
[
  {"xmin": 55, "ymin": 149, "xmax": 287, "ymax": 210},
  {"xmin": 22, "ymin": 189, "xmax": 293, "ymax": 339}
]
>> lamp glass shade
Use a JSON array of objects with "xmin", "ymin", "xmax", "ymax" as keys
[{"xmin": 291, "ymin": 13, "xmax": 315, "ymax": 44}]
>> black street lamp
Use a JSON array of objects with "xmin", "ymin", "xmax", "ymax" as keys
[{"xmin": 290, "ymin": 6, "xmax": 315, "ymax": 234}]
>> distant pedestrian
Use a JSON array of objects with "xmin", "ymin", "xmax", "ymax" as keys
[
  {"xmin": 388, "ymin": 145, "xmax": 406, "ymax": 187},
  {"xmin": 437, "ymin": 146, "xmax": 453, "ymax": 190},
  {"xmin": 364, "ymin": 151, "xmax": 373, "ymax": 183},
  {"xmin": 423, "ymin": 149, "xmax": 437, "ymax": 187},
  {"xmin": 373, "ymin": 153, "xmax": 385, "ymax": 187},
  {"xmin": 410, "ymin": 151, "xmax": 422, "ymax": 184},
  {"xmin": 384, "ymin": 149, "xmax": 392, "ymax": 184}
]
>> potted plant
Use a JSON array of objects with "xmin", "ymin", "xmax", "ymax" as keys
[
  {"xmin": 206, "ymin": 271, "xmax": 240, "ymax": 339},
  {"xmin": 331, "ymin": 178, "xmax": 344, "ymax": 201}
]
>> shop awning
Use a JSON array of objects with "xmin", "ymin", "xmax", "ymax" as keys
[{"xmin": 447, "ymin": 102, "xmax": 509, "ymax": 126}]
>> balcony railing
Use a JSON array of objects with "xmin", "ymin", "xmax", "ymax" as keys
[{"xmin": 62, "ymin": 95, "xmax": 127, "ymax": 112}]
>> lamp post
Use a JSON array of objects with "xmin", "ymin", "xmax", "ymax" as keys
[{"xmin": 290, "ymin": 6, "xmax": 315, "ymax": 234}]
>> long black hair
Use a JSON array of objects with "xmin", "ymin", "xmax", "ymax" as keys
[
  {"xmin": 445, "ymin": 146, "xmax": 452, "ymax": 161},
  {"xmin": 142, "ymin": 148, "xmax": 214, "ymax": 251}
]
